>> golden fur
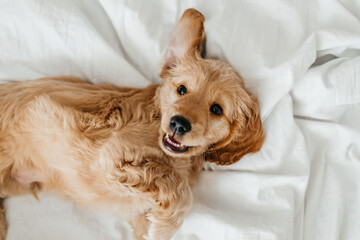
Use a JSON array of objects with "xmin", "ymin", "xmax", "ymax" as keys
[{"xmin": 0, "ymin": 9, "xmax": 264, "ymax": 240}]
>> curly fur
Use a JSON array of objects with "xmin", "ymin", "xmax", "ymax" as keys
[{"xmin": 0, "ymin": 9, "xmax": 264, "ymax": 240}]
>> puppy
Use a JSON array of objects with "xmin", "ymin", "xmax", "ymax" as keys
[{"xmin": 0, "ymin": 9, "xmax": 264, "ymax": 240}]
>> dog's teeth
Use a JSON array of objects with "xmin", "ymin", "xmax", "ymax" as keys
[{"xmin": 164, "ymin": 133, "xmax": 186, "ymax": 149}]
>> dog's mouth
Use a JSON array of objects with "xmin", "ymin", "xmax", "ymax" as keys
[{"xmin": 162, "ymin": 133, "xmax": 189, "ymax": 153}]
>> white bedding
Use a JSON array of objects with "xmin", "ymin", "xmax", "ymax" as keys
[{"xmin": 1, "ymin": 0, "xmax": 360, "ymax": 239}]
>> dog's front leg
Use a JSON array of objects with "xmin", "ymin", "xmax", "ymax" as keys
[
  {"xmin": 146, "ymin": 169, "xmax": 192, "ymax": 240},
  {"xmin": 120, "ymin": 155, "xmax": 192, "ymax": 240},
  {"xmin": 129, "ymin": 212, "xmax": 149, "ymax": 240}
]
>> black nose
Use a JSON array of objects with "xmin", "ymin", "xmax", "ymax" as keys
[{"xmin": 169, "ymin": 115, "xmax": 192, "ymax": 135}]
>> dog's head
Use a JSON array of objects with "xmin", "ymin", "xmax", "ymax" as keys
[{"xmin": 158, "ymin": 9, "xmax": 265, "ymax": 165}]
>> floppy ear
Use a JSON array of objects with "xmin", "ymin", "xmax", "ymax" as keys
[
  {"xmin": 161, "ymin": 9, "xmax": 205, "ymax": 75},
  {"xmin": 205, "ymin": 92, "xmax": 265, "ymax": 165}
]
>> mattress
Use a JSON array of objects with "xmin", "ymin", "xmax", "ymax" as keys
[{"xmin": 0, "ymin": 0, "xmax": 360, "ymax": 239}]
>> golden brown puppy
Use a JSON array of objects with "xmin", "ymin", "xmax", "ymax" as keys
[{"xmin": 0, "ymin": 9, "xmax": 264, "ymax": 240}]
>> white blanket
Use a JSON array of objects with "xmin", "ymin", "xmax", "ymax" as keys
[{"xmin": 1, "ymin": 0, "xmax": 360, "ymax": 239}]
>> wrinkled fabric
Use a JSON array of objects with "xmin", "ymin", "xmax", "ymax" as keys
[{"xmin": 0, "ymin": 0, "xmax": 359, "ymax": 239}]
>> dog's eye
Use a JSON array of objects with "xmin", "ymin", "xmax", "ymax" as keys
[
  {"xmin": 177, "ymin": 85, "xmax": 187, "ymax": 95},
  {"xmin": 210, "ymin": 104, "xmax": 223, "ymax": 116}
]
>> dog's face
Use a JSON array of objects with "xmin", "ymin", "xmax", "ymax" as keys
[
  {"xmin": 158, "ymin": 9, "xmax": 264, "ymax": 165},
  {"xmin": 159, "ymin": 59, "xmax": 245, "ymax": 157}
]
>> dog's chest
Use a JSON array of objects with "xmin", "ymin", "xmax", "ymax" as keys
[{"xmin": 117, "ymin": 119, "xmax": 160, "ymax": 149}]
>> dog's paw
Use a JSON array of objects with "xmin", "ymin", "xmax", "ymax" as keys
[{"xmin": 142, "ymin": 234, "xmax": 151, "ymax": 240}]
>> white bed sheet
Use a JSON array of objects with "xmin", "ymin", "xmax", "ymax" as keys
[{"xmin": 0, "ymin": 0, "xmax": 359, "ymax": 239}]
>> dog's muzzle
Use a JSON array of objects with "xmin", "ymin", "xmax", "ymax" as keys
[{"xmin": 162, "ymin": 133, "xmax": 189, "ymax": 153}]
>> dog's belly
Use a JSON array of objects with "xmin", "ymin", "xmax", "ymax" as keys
[
  {"xmin": 12, "ymin": 167, "xmax": 153, "ymax": 220},
  {"xmin": 88, "ymin": 193, "xmax": 153, "ymax": 220},
  {"xmin": 62, "ymin": 185, "xmax": 153, "ymax": 220},
  {"xmin": 1, "ymin": 88, "xmax": 160, "ymax": 220}
]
